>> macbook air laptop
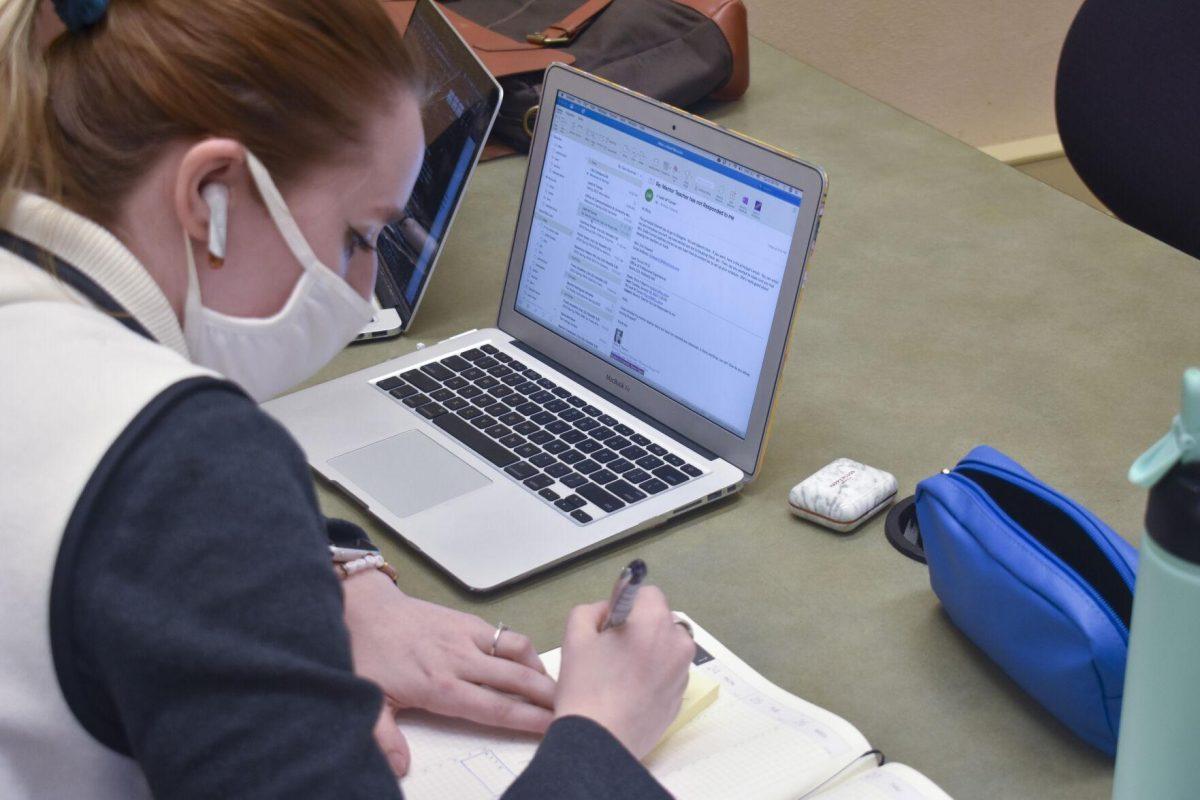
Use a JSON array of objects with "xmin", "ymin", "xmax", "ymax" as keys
[
  {"xmin": 356, "ymin": 0, "xmax": 501, "ymax": 341},
  {"xmin": 265, "ymin": 64, "xmax": 827, "ymax": 591}
]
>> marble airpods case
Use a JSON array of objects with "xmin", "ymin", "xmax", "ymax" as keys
[{"xmin": 788, "ymin": 458, "xmax": 898, "ymax": 533}]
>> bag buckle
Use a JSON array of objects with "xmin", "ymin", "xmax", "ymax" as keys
[
  {"xmin": 521, "ymin": 105, "xmax": 540, "ymax": 138},
  {"xmin": 526, "ymin": 31, "xmax": 572, "ymax": 46}
]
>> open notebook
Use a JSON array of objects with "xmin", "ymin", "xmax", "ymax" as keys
[{"xmin": 395, "ymin": 615, "xmax": 953, "ymax": 800}]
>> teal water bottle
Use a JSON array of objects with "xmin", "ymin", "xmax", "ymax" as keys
[{"xmin": 1113, "ymin": 368, "xmax": 1200, "ymax": 800}]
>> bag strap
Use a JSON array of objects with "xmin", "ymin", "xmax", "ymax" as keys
[
  {"xmin": 437, "ymin": 4, "xmax": 542, "ymax": 53},
  {"xmin": 431, "ymin": 1, "xmax": 611, "ymax": 52},
  {"xmin": 0, "ymin": 230, "xmax": 155, "ymax": 342},
  {"xmin": 378, "ymin": 2, "xmax": 572, "ymax": 81},
  {"xmin": 525, "ymin": 0, "xmax": 614, "ymax": 46}
]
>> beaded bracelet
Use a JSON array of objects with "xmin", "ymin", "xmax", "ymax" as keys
[{"xmin": 334, "ymin": 553, "xmax": 399, "ymax": 583}]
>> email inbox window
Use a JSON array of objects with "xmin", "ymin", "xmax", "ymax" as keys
[{"xmin": 515, "ymin": 92, "xmax": 802, "ymax": 438}]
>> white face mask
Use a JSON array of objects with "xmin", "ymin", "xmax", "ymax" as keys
[{"xmin": 182, "ymin": 152, "xmax": 374, "ymax": 401}]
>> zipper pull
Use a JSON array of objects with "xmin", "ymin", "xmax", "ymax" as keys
[{"xmin": 941, "ymin": 468, "xmax": 952, "ymax": 475}]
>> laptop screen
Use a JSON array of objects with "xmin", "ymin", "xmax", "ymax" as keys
[
  {"xmin": 513, "ymin": 91, "xmax": 804, "ymax": 438},
  {"xmin": 373, "ymin": 0, "xmax": 500, "ymax": 321}
]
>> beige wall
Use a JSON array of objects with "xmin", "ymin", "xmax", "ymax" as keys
[{"xmin": 742, "ymin": 0, "xmax": 1085, "ymax": 148}]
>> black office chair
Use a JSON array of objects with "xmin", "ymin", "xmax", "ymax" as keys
[{"xmin": 1056, "ymin": 0, "xmax": 1200, "ymax": 260}]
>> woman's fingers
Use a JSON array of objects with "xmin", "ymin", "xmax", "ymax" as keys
[
  {"xmin": 372, "ymin": 701, "xmax": 411, "ymax": 777},
  {"xmin": 435, "ymin": 680, "xmax": 555, "ymax": 734},
  {"xmin": 464, "ymin": 652, "xmax": 557, "ymax": 709},
  {"xmin": 471, "ymin": 622, "xmax": 550, "ymax": 676},
  {"xmin": 564, "ymin": 601, "xmax": 609, "ymax": 644},
  {"xmin": 492, "ymin": 629, "xmax": 549, "ymax": 675}
]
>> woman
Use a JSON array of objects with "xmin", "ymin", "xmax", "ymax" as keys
[{"xmin": 0, "ymin": 1, "xmax": 694, "ymax": 797}]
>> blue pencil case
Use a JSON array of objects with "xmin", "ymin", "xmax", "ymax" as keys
[{"xmin": 912, "ymin": 445, "xmax": 1137, "ymax": 755}]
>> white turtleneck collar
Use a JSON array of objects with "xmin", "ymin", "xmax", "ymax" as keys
[{"xmin": 1, "ymin": 192, "xmax": 188, "ymax": 357}]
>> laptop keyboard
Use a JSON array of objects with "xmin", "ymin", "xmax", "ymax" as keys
[{"xmin": 372, "ymin": 344, "xmax": 706, "ymax": 524}]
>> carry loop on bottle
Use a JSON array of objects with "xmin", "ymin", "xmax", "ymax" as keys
[
  {"xmin": 1113, "ymin": 368, "xmax": 1200, "ymax": 800},
  {"xmin": 909, "ymin": 445, "xmax": 1137, "ymax": 755}
]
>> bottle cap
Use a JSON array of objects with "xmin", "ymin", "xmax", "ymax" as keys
[
  {"xmin": 1145, "ymin": 462, "xmax": 1200, "ymax": 565},
  {"xmin": 1129, "ymin": 368, "xmax": 1200, "ymax": 488}
]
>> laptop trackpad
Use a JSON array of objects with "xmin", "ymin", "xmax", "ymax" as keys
[{"xmin": 328, "ymin": 430, "xmax": 490, "ymax": 518}]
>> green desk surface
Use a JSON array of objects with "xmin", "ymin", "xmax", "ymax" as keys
[{"xmin": 295, "ymin": 39, "xmax": 1199, "ymax": 799}]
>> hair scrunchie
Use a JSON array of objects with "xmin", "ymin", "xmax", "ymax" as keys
[{"xmin": 53, "ymin": 0, "xmax": 109, "ymax": 33}]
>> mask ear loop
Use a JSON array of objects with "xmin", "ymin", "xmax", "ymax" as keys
[
  {"xmin": 242, "ymin": 150, "xmax": 374, "ymax": 314},
  {"xmin": 201, "ymin": 183, "xmax": 229, "ymax": 269}
]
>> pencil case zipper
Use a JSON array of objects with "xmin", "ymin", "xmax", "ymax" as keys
[{"xmin": 949, "ymin": 462, "xmax": 1133, "ymax": 640}]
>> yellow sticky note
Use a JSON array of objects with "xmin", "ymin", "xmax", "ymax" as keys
[{"xmin": 655, "ymin": 668, "xmax": 720, "ymax": 748}]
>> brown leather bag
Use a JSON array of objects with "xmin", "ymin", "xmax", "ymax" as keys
[{"xmin": 381, "ymin": 0, "xmax": 749, "ymax": 158}]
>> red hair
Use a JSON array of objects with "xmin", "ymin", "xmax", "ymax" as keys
[{"xmin": 1, "ymin": 0, "xmax": 418, "ymax": 223}]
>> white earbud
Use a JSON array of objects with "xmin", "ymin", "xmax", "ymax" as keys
[{"xmin": 201, "ymin": 183, "xmax": 229, "ymax": 268}]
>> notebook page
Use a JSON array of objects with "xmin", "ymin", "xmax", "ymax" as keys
[
  {"xmin": 396, "ymin": 614, "xmax": 872, "ymax": 800},
  {"xmin": 648, "ymin": 615, "xmax": 872, "ymax": 799},
  {"xmin": 395, "ymin": 711, "xmax": 541, "ymax": 798},
  {"xmin": 813, "ymin": 763, "xmax": 954, "ymax": 800}
]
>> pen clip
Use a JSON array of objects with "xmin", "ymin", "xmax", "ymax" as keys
[
  {"xmin": 599, "ymin": 559, "xmax": 647, "ymax": 631},
  {"xmin": 601, "ymin": 569, "xmax": 633, "ymax": 629}
]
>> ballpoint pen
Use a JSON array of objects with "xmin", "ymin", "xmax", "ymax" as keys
[{"xmin": 599, "ymin": 559, "xmax": 647, "ymax": 631}]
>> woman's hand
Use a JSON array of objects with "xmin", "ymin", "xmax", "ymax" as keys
[
  {"xmin": 553, "ymin": 586, "xmax": 696, "ymax": 759},
  {"xmin": 342, "ymin": 570, "xmax": 556, "ymax": 756}
]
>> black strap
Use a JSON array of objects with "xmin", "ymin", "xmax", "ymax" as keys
[{"xmin": 0, "ymin": 229, "xmax": 156, "ymax": 342}]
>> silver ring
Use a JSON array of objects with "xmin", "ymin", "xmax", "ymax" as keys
[
  {"xmin": 674, "ymin": 618, "xmax": 694, "ymax": 638},
  {"xmin": 490, "ymin": 622, "xmax": 510, "ymax": 657}
]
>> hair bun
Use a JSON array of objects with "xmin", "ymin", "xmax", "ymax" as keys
[{"xmin": 53, "ymin": 0, "xmax": 109, "ymax": 33}]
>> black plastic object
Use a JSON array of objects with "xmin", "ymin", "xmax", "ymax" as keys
[
  {"xmin": 884, "ymin": 495, "xmax": 925, "ymax": 563},
  {"xmin": 1146, "ymin": 462, "xmax": 1200, "ymax": 566}
]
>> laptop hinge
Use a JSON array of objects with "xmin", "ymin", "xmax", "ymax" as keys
[
  {"xmin": 396, "ymin": 296, "xmax": 414, "ymax": 333},
  {"xmin": 508, "ymin": 339, "xmax": 720, "ymax": 462}
]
